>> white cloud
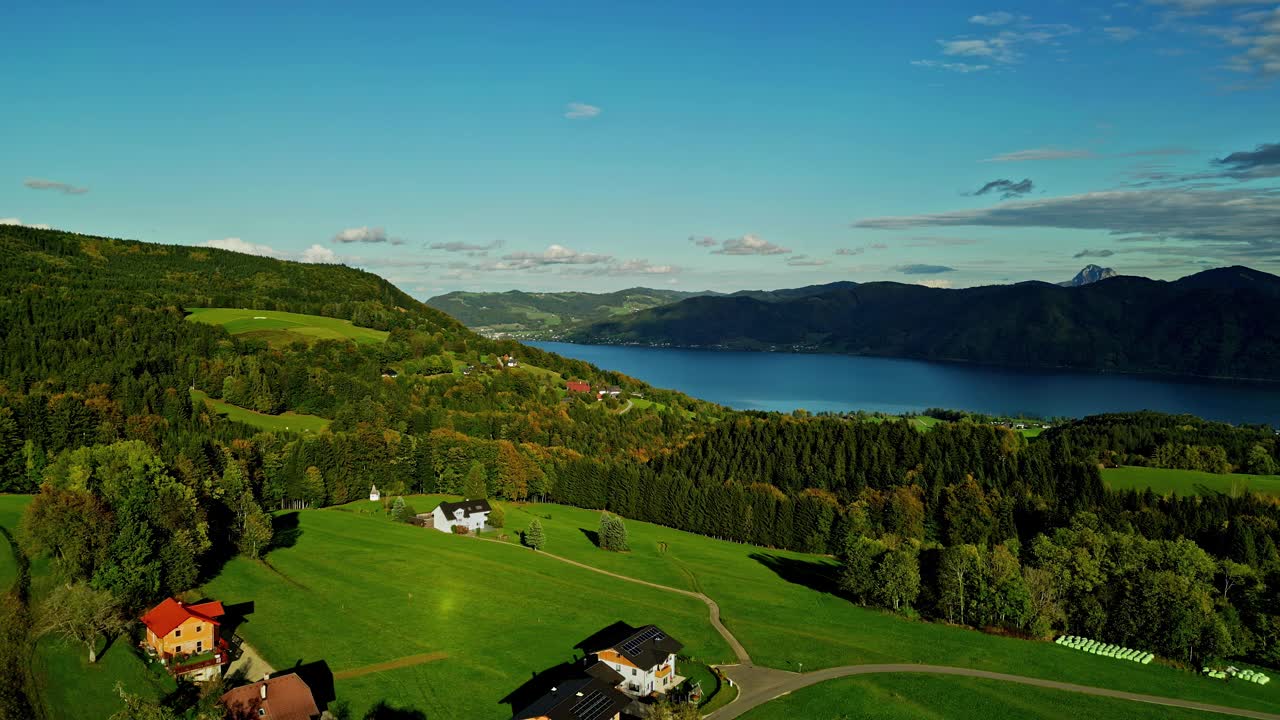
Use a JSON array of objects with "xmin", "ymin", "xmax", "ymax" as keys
[
  {"xmin": 332, "ymin": 226, "xmax": 403, "ymax": 244},
  {"xmin": 970, "ymin": 11, "xmax": 1017, "ymax": 26},
  {"xmin": 711, "ymin": 234, "xmax": 792, "ymax": 256},
  {"xmin": 983, "ymin": 147, "xmax": 1096, "ymax": 162},
  {"xmin": 0, "ymin": 217, "xmax": 52, "ymax": 230},
  {"xmin": 609, "ymin": 259, "xmax": 679, "ymax": 275},
  {"xmin": 497, "ymin": 244, "xmax": 613, "ymax": 269},
  {"xmin": 1104, "ymin": 26, "xmax": 1141, "ymax": 41},
  {"xmin": 911, "ymin": 59, "xmax": 992, "ymax": 72},
  {"xmin": 301, "ymin": 244, "xmax": 340, "ymax": 264},
  {"xmin": 689, "ymin": 236, "xmax": 719, "ymax": 247},
  {"xmin": 565, "ymin": 102, "xmax": 602, "ymax": 119},
  {"xmin": 201, "ymin": 237, "xmax": 281, "ymax": 257}
]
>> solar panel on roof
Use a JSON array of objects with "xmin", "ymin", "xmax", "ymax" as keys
[
  {"xmin": 569, "ymin": 690, "xmax": 613, "ymax": 720},
  {"xmin": 619, "ymin": 626, "xmax": 665, "ymax": 656}
]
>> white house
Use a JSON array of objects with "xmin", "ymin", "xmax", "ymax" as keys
[
  {"xmin": 369, "ymin": 484, "xmax": 380, "ymax": 502},
  {"xmin": 592, "ymin": 625, "xmax": 683, "ymax": 697},
  {"xmin": 432, "ymin": 499, "xmax": 492, "ymax": 534}
]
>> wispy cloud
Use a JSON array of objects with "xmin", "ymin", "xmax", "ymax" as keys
[
  {"xmin": 429, "ymin": 240, "xmax": 504, "ymax": 256},
  {"xmin": 855, "ymin": 188, "xmax": 1280, "ymax": 254},
  {"xmin": 1074, "ymin": 248, "xmax": 1117, "ymax": 258},
  {"xmin": 0, "ymin": 217, "xmax": 52, "ymax": 230},
  {"xmin": 970, "ymin": 11, "xmax": 1018, "ymax": 26},
  {"xmin": 983, "ymin": 147, "xmax": 1096, "ymax": 162},
  {"xmin": 895, "ymin": 264, "xmax": 957, "ymax": 274},
  {"xmin": 24, "ymin": 178, "xmax": 88, "ymax": 195},
  {"xmin": 332, "ymin": 226, "xmax": 403, "ymax": 245},
  {"xmin": 689, "ymin": 236, "xmax": 719, "ymax": 248},
  {"xmin": 973, "ymin": 178, "xmax": 1035, "ymax": 199},
  {"xmin": 710, "ymin": 234, "xmax": 792, "ymax": 256},
  {"xmin": 1104, "ymin": 26, "xmax": 1141, "ymax": 41},
  {"xmin": 201, "ymin": 237, "xmax": 281, "ymax": 257},
  {"xmin": 565, "ymin": 102, "xmax": 602, "ymax": 119},
  {"xmin": 608, "ymin": 259, "xmax": 679, "ymax": 275},
  {"xmin": 910, "ymin": 59, "xmax": 992, "ymax": 72},
  {"xmin": 498, "ymin": 244, "xmax": 613, "ymax": 269},
  {"xmin": 1216, "ymin": 141, "xmax": 1280, "ymax": 175},
  {"xmin": 786, "ymin": 255, "xmax": 830, "ymax": 267}
]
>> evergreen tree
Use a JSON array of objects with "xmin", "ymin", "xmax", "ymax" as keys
[
  {"xmin": 525, "ymin": 519, "xmax": 546, "ymax": 551},
  {"xmin": 391, "ymin": 496, "xmax": 407, "ymax": 522},
  {"xmin": 464, "ymin": 460, "xmax": 488, "ymax": 499},
  {"xmin": 488, "ymin": 502, "xmax": 506, "ymax": 528}
]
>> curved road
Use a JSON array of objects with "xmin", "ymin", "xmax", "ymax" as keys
[{"xmin": 477, "ymin": 536, "xmax": 1277, "ymax": 720}]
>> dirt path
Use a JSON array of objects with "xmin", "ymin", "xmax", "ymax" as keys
[
  {"xmin": 333, "ymin": 651, "xmax": 449, "ymax": 680},
  {"xmin": 475, "ymin": 537, "xmax": 1277, "ymax": 720},
  {"xmin": 227, "ymin": 639, "xmax": 274, "ymax": 681},
  {"xmin": 708, "ymin": 663, "xmax": 1280, "ymax": 720},
  {"xmin": 475, "ymin": 537, "xmax": 750, "ymax": 664}
]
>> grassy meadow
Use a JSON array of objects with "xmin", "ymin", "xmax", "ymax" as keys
[
  {"xmin": 735, "ymin": 673, "xmax": 1219, "ymax": 720},
  {"xmin": 190, "ymin": 388, "xmax": 330, "ymax": 434},
  {"xmin": 185, "ymin": 307, "xmax": 389, "ymax": 345},
  {"xmin": 1104, "ymin": 466, "xmax": 1280, "ymax": 498},
  {"xmin": 199, "ymin": 503, "xmax": 734, "ymax": 719}
]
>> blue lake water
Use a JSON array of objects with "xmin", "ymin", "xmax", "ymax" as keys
[{"xmin": 530, "ymin": 342, "xmax": 1280, "ymax": 425}]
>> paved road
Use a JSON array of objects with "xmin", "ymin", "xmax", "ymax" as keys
[
  {"xmin": 708, "ymin": 663, "xmax": 1280, "ymax": 720},
  {"xmin": 476, "ymin": 535, "xmax": 1276, "ymax": 720},
  {"xmin": 226, "ymin": 639, "xmax": 274, "ymax": 682}
]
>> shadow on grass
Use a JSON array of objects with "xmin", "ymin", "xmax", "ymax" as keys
[
  {"xmin": 269, "ymin": 512, "xmax": 303, "ymax": 554},
  {"xmin": 220, "ymin": 601, "xmax": 255, "ymax": 639},
  {"xmin": 749, "ymin": 553, "xmax": 841, "ymax": 596},
  {"xmin": 278, "ymin": 660, "xmax": 335, "ymax": 710},
  {"xmin": 361, "ymin": 701, "xmax": 427, "ymax": 719},
  {"xmin": 502, "ymin": 621, "xmax": 637, "ymax": 715},
  {"xmin": 579, "ymin": 527, "xmax": 601, "ymax": 548}
]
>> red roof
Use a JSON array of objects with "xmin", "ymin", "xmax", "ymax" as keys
[
  {"xmin": 140, "ymin": 598, "xmax": 225, "ymax": 638},
  {"xmin": 221, "ymin": 674, "xmax": 320, "ymax": 720},
  {"xmin": 567, "ymin": 381, "xmax": 590, "ymax": 393}
]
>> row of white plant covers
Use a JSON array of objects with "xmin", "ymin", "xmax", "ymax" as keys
[
  {"xmin": 1203, "ymin": 666, "xmax": 1271, "ymax": 685},
  {"xmin": 1055, "ymin": 636, "xmax": 1153, "ymax": 664}
]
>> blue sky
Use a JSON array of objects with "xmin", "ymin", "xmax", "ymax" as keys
[{"xmin": 3, "ymin": 0, "xmax": 1278, "ymax": 295}]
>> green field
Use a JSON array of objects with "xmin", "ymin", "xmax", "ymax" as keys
[
  {"xmin": 736, "ymin": 673, "xmax": 1217, "ymax": 720},
  {"xmin": 185, "ymin": 307, "xmax": 389, "ymax": 345},
  {"xmin": 1104, "ymin": 466, "xmax": 1280, "ymax": 498},
  {"xmin": 199, "ymin": 501, "xmax": 734, "ymax": 719},
  {"xmin": 487, "ymin": 502, "xmax": 1279, "ymax": 716},
  {"xmin": 190, "ymin": 388, "xmax": 330, "ymax": 434}
]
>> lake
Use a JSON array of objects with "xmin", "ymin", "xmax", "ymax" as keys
[{"xmin": 530, "ymin": 342, "xmax": 1280, "ymax": 425}]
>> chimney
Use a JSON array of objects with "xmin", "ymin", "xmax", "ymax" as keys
[{"xmin": 260, "ymin": 677, "xmax": 269, "ymax": 699}]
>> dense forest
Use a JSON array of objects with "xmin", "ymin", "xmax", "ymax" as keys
[
  {"xmin": 567, "ymin": 267, "xmax": 1280, "ymax": 380},
  {"xmin": 2, "ymin": 225, "xmax": 1279, "ymax": 711}
]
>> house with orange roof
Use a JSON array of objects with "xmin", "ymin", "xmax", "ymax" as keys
[{"xmin": 139, "ymin": 597, "xmax": 231, "ymax": 681}]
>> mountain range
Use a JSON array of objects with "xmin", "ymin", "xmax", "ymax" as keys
[{"xmin": 563, "ymin": 266, "xmax": 1280, "ymax": 381}]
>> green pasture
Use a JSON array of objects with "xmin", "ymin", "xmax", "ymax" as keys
[
  {"xmin": 492, "ymin": 502, "xmax": 1280, "ymax": 716},
  {"xmin": 736, "ymin": 673, "xmax": 1217, "ymax": 720},
  {"xmin": 190, "ymin": 389, "xmax": 330, "ymax": 434},
  {"xmin": 199, "ymin": 503, "xmax": 733, "ymax": 719},
  {"xmin": 1104, "ymin": 466, "xmax": 1280, "ymax": 498},
  {"xmin": 185, "ymin": 307, "xmax": 388, "ymax": 345}
]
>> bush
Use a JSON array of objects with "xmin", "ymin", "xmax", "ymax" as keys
[
  {"xmin": 488, "ymin": 503, "xmax": 506, "ymax": 529},
  {"xmin": 451, "ymin": 524, "xmax": 469, "ymax": 535}
]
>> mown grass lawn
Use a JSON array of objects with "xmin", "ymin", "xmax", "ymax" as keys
[
  {"xmin": 1104, "ymin": 466, "xmax": 1280, "ymax": 498},
  {"xmin": 189, "ymin": 389, "xmax": 330, "ymax": 434},
  {"xmin": 199, "ymin": 505, "xmax": 733, "ymax": 719},
  {"xmin": 735, "ymin": 673, "xmax": 1217, "ymax": 720},
  {"xmin": 185, "ymin": 307, "xmax": 388, "ymax": 345},
  {"xmin": 493, "ymin": 502, "xmax": 1280, "ymax": 716}
]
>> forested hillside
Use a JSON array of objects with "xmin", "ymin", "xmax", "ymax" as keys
[
  {"xmin": 568, "ymin": 268, "xmax": 1280, "ymax": 380},
  {"xmin": 425, "ymin": 287, "xmax": 711, "ymax": 337},
  {"xmin": 2, "ymin": 225, "xmax": 1279, "ymax": 705}
]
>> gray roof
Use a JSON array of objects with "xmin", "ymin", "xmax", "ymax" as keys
[
  {"xmin": 514, "ymin": 675, "xmax": 629, "ymax": 720},
  {"xmin": 437, "ymin": 499, "xmax": 491, "ymax": 518},
  {"xmin": 597, "ymin": 625, "xmax": 682, "ymax": 671}
]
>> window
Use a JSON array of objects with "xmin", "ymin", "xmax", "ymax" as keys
[
  {"xmin": 174, "ymin": 629, "xmax": 182, "ymax": 638},
  {"xmin": 631, "ymin": 668, "xmax": 637, "ymax": 676},
  {"xmin": 196, "ymin": 625, "xmax": 202, "ymax": 632},
  {"xmin": 258, "ymin": 710, "xmax": 266, "ymax": 717},
  {"xmin": 174, "ymin": 645, "xmax": 181, "ymax": 654},
  {"xmin": 197, "ymin": 641, "xmax": 203, "ymax": 652}
]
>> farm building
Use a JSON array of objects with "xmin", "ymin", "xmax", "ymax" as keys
[
  {"xmin": 139, "ymin": 598, "xmax": 230, "ymax": 682},
  {"xmin": 566, "ymin": 380, "xmax": 591, "ymax": 393},
  {"xmin": 432, "ymin": 498, "xmax": 492, "ymax": 534},
  {"xmin": 220, "ymin": 672, "xmax": 321, "ymax": 720},
  {"xmin": 591, "ymin": 625, "xmax": 683, "ymax": 697},
  {"xmin": 369, "ymin": 484, "xmax": 380, "ymax": 501},
  {"xmin": 597, "ymin": 386, "xmax": 622, "ymax": 399}
]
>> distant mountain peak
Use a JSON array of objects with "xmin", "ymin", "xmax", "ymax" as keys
[{"xmin": 1064, "ymin": 265, "xmax": 1117, "ymax": 287}]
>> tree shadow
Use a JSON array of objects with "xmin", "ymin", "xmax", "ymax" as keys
[
  {"xmin": 573, "ymin": 621, "xmax": 635, "ymax": 654},
  {"xmin": 361, "ymin": 700, "xmax": 428, "ymax": 719},
  {"xmin": 579, "ymin": 527, "xmax": 601, "ymax": 548},
  {"xmin": 276, "ymin": 660, "xmax": 335, "ymax": 711},
  {"xmin": 749, "ymin": 553, "xmax": 841, "ymax": 596},
  {"xmin": 268, "ymin": 512, "xmax": 303, "ymax": 555},
  {"xmin": 502, "ymin": 621, "xmax": 637, "ymax": 715},
  {"xmin": 220, "ymin": 601, "xmax": 256, "ymax": 639}
]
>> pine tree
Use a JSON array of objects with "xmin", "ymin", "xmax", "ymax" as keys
[
  {"xmin": 525, "ymin": 519, "xmax": 546, "ymax": 551},
  {"xmin": 464, "ymin": 461, "xmax": 488, "ymax": 499},
  {"xmin": 599, "ymin": 513, "xmax": 630, "ymax": 552},
  {"xmin": 391, "ymin": 496, "xmax": 407, "ymax": 522}
]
